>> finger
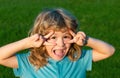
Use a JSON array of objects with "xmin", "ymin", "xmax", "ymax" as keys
[
  {"xmin": 77, "ymin": 31, "xmax": 86, "ymax": 38},
  {"xmin": 65, "ymin": 39, "xmax": 74, "ymax": 44},
  {"xmin": 69, "ymin": 30, "xmax": 76, "ymax": 37},
  {"xmin": 76, "ymin": 34, "xmax": 84, "ymax": 40},
  {"xmin": 29, "ymin": 34, "xmax": 39, "ymax": 41},
  {"xmin": 76, "ymin": 32, "xmax": 86, "ymax": 40},
  {"xmin": 44, "ymin": 31, "xmax": 54, "ymax": 39},
  {"xmin": 39, "ymin": 35, "xmax": 45, "ymax": 41}
]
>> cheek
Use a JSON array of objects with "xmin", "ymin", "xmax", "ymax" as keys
[
  {"xmin": 65, "ymin": 43, "xmax": 71, "ymax": 50},
  {"xmin": 47, "ymin": 39, "xmax": 56, "ymax": 43},
  {"xmin": 45, "ymin": 46, "xmax": 54, "ymax": 53}
]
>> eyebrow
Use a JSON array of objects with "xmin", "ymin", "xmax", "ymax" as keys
[{"xmin": 53, "ymin": 32, "xmax": 70, "ymax": 35}]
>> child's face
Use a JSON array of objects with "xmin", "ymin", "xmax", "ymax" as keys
[{"xmin": 45, "ymin": 30, "xmax": 72, "ymax": 61}]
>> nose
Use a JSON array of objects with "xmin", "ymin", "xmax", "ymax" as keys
[{"xmin": 56, "ymin": 38, "xmax": 65, "ymax": 47}]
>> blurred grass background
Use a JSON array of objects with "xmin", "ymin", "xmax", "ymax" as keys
[{"xmin": 0, "ymin": 0, "xmax": 120, "ymax": 78}]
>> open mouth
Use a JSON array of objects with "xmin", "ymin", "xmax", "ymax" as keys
[{"xmin": 53, "ymin": 49, "xmax": 65, "ymax": 58}]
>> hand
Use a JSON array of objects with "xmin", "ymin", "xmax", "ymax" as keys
[
  {"xmin": 28, "ymin": 31, "xmax": 55, "ymax": 48},
  {"xmin": 67, "ymin": 30, "xmax": 86, "ymax": 46}
]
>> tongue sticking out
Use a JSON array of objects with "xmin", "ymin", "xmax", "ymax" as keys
[{"xmin": 54, "ymin": 50, "xmax": 64, "ymax": 57}]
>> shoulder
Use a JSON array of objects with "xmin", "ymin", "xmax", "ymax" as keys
[
  {"xmin": 13, "ymin": 52, "xmax": 32, "ymax": 76},
  {"xmin": 77, "ymin": 49, "xmax": 93, "ymax": 63},
  {"xmin": 81, "ymin": 49, "xmax": 92, "ymax": 58},
  {"xmin": 16, "ymin": 52, "xmax": 30, "ymax": 60},
  {"xmin": 15, "ymin": 52, "xmax": 31, "ymax": 67},
  {"xmin": 80, "ymin": 49, "xmax": 93, "ymax": 71}
]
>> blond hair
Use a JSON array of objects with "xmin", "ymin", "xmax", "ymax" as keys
[{"xmin": 29, "ymin": 8, "xmax": 81, "ymax": 69}]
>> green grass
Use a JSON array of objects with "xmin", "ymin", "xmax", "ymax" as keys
[{"xmin": 0, "ymin": 0, "xmax": 120, "ymax": 78}]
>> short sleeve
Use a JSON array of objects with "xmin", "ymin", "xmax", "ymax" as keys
[
  {"xmin": 13, "ymin": 53, "xmax": 30, "ymax": 77},
  {"xmin": 86, "ymin": 50, "xmax": 92, "ymax": 71},
  {"xmin": 81, "ymin": 49, "xmax": 92, "ymax": 71}
]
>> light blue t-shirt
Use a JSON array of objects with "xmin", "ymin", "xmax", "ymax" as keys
[{"xmin": 13, "ymin": 50, "xmax": 92, "ymax": 78}]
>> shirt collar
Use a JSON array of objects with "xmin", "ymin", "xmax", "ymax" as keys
[{"xmin": 47, "ymin": 56, "xmax": 70, "ymax": 65}]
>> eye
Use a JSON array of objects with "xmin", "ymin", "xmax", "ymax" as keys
[
  {"xmin": 50, "ymin": 36, "xmax": 56, "ymax": 39},
  {"xmin": 64, "ymin": 35, "xmax": 72, "ymax": 39},
  {"xmin": 64, "ymin": 36, "xmax": 69, "ymax": 38},
  {"xmin": 47, "ymin": 36, "xmax": 57, "ymax": 42}
]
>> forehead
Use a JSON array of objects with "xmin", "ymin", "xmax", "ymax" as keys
[
  {"xmin": 53, "ymin": 30, "xmax": 70, "ymax": 35},
  {"xmin": 45, "ymin": 27, "xmax": 70, "ymax": 34}
]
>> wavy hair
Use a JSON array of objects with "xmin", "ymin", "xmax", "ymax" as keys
[{"xmin": 29, "ymin": 8, "xmax": 81, "ymax": 69}]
